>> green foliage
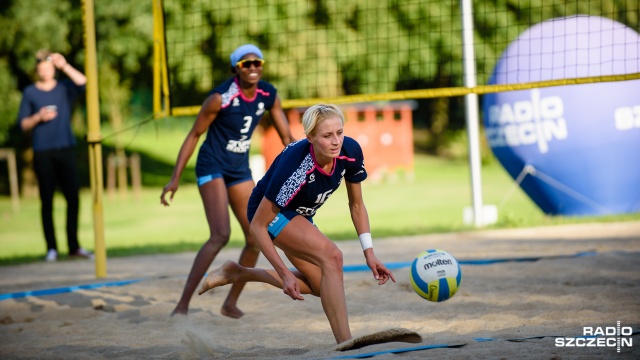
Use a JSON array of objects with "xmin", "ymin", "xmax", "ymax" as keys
[
  {"xmin": 0, "ymin": 0, "xmax": 74, "ymax": 146},
  {"xmin": 1, "ymin": 0, "xmax": 639, "ymax": 190},
  {"xmin": 161, "ymin": 0, "xmax": 640, "ymax": 146},
  {"xmin": 1, "ymin": 0, "xmax": 74, "ymax": 73},
  {"xmin": 0, "ymin": 0, "xmax": 153, "ymax": 149},
  {"xmin": 163, "ymin": 0, "xmax": 640, "ymax": 104},
  {"xmin": 1, "ymin": 0, "xmax": 638, "ymax": 147},
  {"xmin": 0, "ymin": 60, "xmax": 22, "ymax": 144},
  {"xmin": 1, "ymin": 1, "xmax": 638, "ymax": 123},
  {"xmin": 163, "ymin": 0, "xmax": 469, "ymax": 104}
]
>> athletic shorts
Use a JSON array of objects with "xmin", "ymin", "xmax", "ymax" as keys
[
  {"xmin": 197, "ymin": 168, "xmax": 253, "ymax": 188},
  {"xmin": 266, "ymin": 209, "xmax": 314, "ymax": 240}
]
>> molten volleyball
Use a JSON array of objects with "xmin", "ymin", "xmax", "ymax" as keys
[{"xmin": 410, "ymin": 249, "xmax": 462, "ymax": 302}]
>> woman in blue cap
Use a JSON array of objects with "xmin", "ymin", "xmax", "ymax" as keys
[{"xmin": 161, "ymin": 44, "xmax": 295, "ymax": 317}]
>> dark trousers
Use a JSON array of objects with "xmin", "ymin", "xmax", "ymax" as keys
[{"xmin": 33, "ymin": 147, "xmax": 80, "ymax": 254}]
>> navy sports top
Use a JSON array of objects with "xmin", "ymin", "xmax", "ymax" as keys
[
  {"xmin": 17, "ymin": 79, "xmax": 85, "ymax": 152},
  {"xmin": 248, "ymin": 136, "xmax": 367, "ymax": 221},
  {"xmin": 195, "ymin": 77, "xmax": 277, "ymax": 177}
]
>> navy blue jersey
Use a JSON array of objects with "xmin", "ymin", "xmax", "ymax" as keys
[
  {"xmin": 248, "ymin": 136, "xmax": 367, "ymax": 221},
  {"xmin": 17, "ymin": 79, "xmax": 85, "ymax": 152},
  {"xmin": 196, "ymin": 77, "xmax": 277, "ymax": 177}
]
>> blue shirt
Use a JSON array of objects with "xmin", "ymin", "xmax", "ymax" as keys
[
  {"xmin": 17, "ymin": 79, "xmax": 85, "ymax": 152},
  {"xmin": 248, "ymin": 136, "xmax": 367, "ymax": 221},
  {"xmin": 196, "ymin": 77, "xmax": 277, "ymax": 177}
]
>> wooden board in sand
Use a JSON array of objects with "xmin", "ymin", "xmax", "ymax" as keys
[{"xmin": 335, "ymin": 328, "xmax": 423, "ymax": 351}]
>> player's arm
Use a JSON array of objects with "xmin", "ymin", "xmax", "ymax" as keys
[
  {"xmin": 250, "ymin": 197, "xmax": 304, "ymax": 300},
  {"xmin": 270, "ymin": 96, "xmax": 296, "ymax": 145},
  {"xmin": 345, "ymin": 181, "xmax": 396, "ymax": 285},
  {"xmin": 345, "ymin": 180, "xmax": 370, "ymax": 237},
  {"xmin": 160, "ymin": 93, "xmax": 220, "ymax": 206}
]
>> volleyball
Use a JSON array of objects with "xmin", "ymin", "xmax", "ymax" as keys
[{"xmin": 410, "ymin": 249, "xmax": 462, "ymax": 302}]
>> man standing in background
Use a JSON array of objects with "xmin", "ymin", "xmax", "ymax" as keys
[{"xmin": 18, "ymin": 49, "xmax": 93, "ymax": 262}]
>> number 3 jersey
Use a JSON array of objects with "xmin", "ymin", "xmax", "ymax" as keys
[
  {"xmin": 196, "ymin": 77, "xmax": 277, "ymax": 178},
  {"xmin": 248, "ymin": 136, "xmax": 368, "ymax": 222}
]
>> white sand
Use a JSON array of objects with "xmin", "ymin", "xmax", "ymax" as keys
[{"xmin": 1, "ymin": 222, "xmax": 639, "ymax": 359}]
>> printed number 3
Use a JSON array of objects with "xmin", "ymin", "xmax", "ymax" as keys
[{"xmin": 240, "ymin": 116, "xmax": 252, "ymax": 133}]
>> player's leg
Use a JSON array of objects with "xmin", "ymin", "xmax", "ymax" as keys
[
  {"xmin": 172, "ymin": 177, "xmax": 231, "ymax": 316},
  {"xmin": 197, "ymin": 214, "xmax": 350, "ymax": 343},
  {"xmin": 220, "ymin": 179, "xmax": 257, "ymax": 318},
  {"xmin": 198, "ymin": 214, "xmax": 320, "ymax": 296},
  {"xmin": 273, "ymin": 216, "xmax": 351, "ymax": 344},
  {"xmin": 198, "ymin": 259, "xmax": 315, "ymax": 295}
]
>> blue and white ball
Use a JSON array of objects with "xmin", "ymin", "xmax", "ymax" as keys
[{"xmin": 410, "ymin": 249, "xmax": 462, "ymax": 302}]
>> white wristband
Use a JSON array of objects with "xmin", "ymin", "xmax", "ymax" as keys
[{"xmin": 358, "ymin": 233, "xmax": 373, "ymax": 251}]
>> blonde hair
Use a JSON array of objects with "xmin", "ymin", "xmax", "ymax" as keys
[{"xmin": 302, "ymin": 104, "xmax": 344, "ymax": 136}]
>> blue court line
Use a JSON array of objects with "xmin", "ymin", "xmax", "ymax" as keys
[
  {"xmin": 329, "ymin": 343, "xmax": 467, "ymax": 359},
  {"xmin": 0, "ymin": 250, "xmax": 615, "ymax": 301},
  {"xmin": 342, "ymin": 251, "xmax": 599, "ymax": 272},
  {"xmin": 0, "ymin": 279, "xmax": 143, "ymax": 301}
]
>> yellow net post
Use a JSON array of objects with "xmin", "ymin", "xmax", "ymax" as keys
[
  {"xmin": 153, "ymin": 0, "xmax": 170, "ymax": 118},
  {"xmin": 82, "ymin": 0, "xmax": 107, "ymax": 278}
]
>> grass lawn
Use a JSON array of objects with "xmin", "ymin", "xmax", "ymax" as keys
[
  {"xmin": 1, "ymin": 117, "xmax": 638, "ymax": 264},
  {"xmin": 2, "ymin": 153, "xmax": 639, "ymax": 265}
]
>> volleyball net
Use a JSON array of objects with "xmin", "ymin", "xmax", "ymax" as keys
[{"xmin": 152, "ymin": 0, "xmax": 640, "ymax": 117}]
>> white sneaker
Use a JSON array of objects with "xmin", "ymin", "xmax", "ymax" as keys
[
  {"xmin": 46, "ymin": 249, "xmax": 58, "ymax": 262},
  {"xmin": 70, "ymin": 248, "xmax": 94, "ymax": 260}
]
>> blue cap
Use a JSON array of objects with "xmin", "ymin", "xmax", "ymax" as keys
[{"xmin": 230, "ymin": 44, "xmax": 264, "ymax": 67}]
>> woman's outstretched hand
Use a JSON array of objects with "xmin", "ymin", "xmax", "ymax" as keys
[{"xmin": 364, "ymin": 250, "xmax": 396, "ymax": 285}]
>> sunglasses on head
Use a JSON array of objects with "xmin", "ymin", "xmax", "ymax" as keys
[
  {"xmin": 236, "ymin": 58, "xmax": 264, "ymax": 69},
  {"xmin": 36, "ymin": 56, "xmax": 53, "ymax": 63}
]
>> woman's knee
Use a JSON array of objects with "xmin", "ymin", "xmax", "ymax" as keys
[
  {"xmin": 207, "ymin": 228, "xmax": 231, "ymax": 246},
  {"xmin": 322, "ymin": 246, "xmax": 344, "ymax": 272},
  {"xmin": 243, "ymin": 238, "xmax": 260, "ymax": 254}
]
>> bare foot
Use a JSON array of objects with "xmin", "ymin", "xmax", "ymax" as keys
[
  {"xmin": 171, "ymin": 307, "xmax": 187, "ymax": 317},
  {"xmin": 198, "ymin": 261, "xmax": 239, "ymax": 295},
  {"xmin": 220, "ymin": 304, "xmax": 244, "ymax": 319}
]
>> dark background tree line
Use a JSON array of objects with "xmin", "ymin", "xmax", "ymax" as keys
[{"xmin": 0, "ymin": 0, "xmax": 637, "ymax": 191}]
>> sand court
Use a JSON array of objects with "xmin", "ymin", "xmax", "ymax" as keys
[{"xmin": 1, "ymin": 222, "xmax": 639, "ymax": 359}]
